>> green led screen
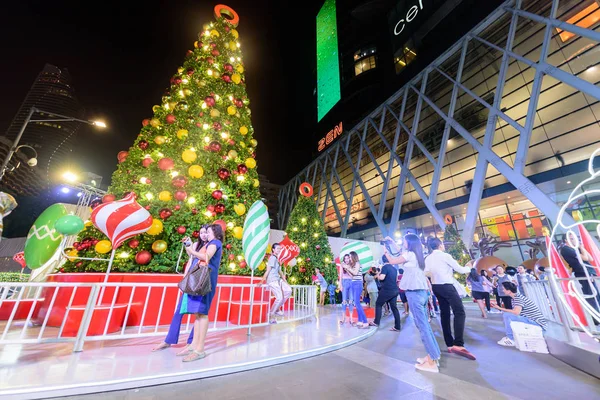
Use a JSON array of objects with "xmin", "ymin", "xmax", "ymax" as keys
[{"xmin": 316, "ymin": 0, "xmax": 341, "ymax": 121}]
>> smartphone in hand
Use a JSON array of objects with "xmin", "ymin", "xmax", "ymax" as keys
[{"xmin": 183, "ymin": 237, "xmax": 193, "ymax": 247}]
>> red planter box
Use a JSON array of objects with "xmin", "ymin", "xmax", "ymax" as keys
[{"xmin": 0, "ymin": 299, "xmax": 44, "ymax": 321}]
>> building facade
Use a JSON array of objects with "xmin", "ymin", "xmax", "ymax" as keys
[
  {"xmin": 3, "ymin": 64, "xmax": 84, "ymax": 188},
  {"xmin": 281, "ymin": 0, "xmax": 600, "ymax": 267}
]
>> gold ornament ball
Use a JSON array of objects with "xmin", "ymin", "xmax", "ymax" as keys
[
  {"xmin": 229, "ymin": 41, "xmax": 236, "ymax": 50},
  {"xmin": 228, "ymin": 150, "xmax": 238, "ymax": 159},
  {"xmin": 154, "ymin": 135, "xmax": 166, "ymax": 145},
  {"xmin": 239, "ymin": 126, "xmax": 248, "ymax": 135},
  {"xmin": 234, "ymin": 203, "xmax": 246, "ymax": 216},
  {"xmin": 231, "ymin": 74, "xmax": 241, "ymax": 84},
  {"xmin": 168, "ymin": 101, "xmax": 177, "ymax": 109},
  {"xmin": 95, "ymin": 240, "xmax": 112, "ymax": 254},
  {"xmin": 231, "ymin": 29, "xmax": 239, "ymax": 39},
  {"xmin": 182, "ymin": 149, "xmax": 197, "ymax": 163},
  {"xmin": 152, "ymin": 240, "xmax": 168, "ymax": 254},
  {"xmin": 250, "ymin": 139, "xmax": 258, "ymax": 147},
  {"xmin": 183, "ymin": 88, "xmax": 192, "ymax": 97},
  {"xmin": 147, "ymin": 219, "xmax": 164, "ymax": 235},
  {"xmin": 158, "ymin": 191, "xmax": 172, "ymax": 201},
  {"xmin": 188, "ymin": 165, "xmax": 204, "ymax": 178},
  {"xmin": 213, "ymin": 71, "xmax": 221, "ymax": 79},
  {"xmin": 258, "ymin": 261, "xmax": 266, "ymax": 271},
  {"xmin": 210, "ymin": 109, "xmax": 220, "ymax": 118},
  {"xmin": 194, "ymin": 41, "xmax": 199, "ymax": 48},
  {"xmin": 236, "ymin": 64, "xmax": 244, "ymax": 73},
  {"xmin": 227, "ymin": 105, "xmax": 237, "ymax": 115},
  {"xmin": 210, "ymin": 29, "xmax": 220, "ymax": 37},
  {"xmin": 177, "ymin": 129, "xmax": 188, "ymax": 140},
  {"xmin": 149, "ymin": 118, "xmax": 161, "ymax": 128},
  {"xmin": 152, "ymin": 105, "xmax": 160, "ymax": 113},
  {"xmin": 240, "ymin": 142, "xmax": 246, "ymax": 148},
  {"xmin": 245, "ymin": 158, "xmax": 256, "ymax": 169},
  {"xmin": 66, "ymin": 248, "xmax": 78, "ymax": 260},
  {"xmin": 233, "ymin": 226, "xmax": 243, "ymax": 240},
  {"xmin": 178, "ymin": 67, "xmax": 184, "ymax": 73},
  {"xmin": 253, "ymin": 179, "xmax": 260, "ymax": 188}
]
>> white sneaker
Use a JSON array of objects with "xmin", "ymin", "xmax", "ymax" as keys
[
  {"xmin": 415, "ymin": 362, "xmax": 439, "ymax": 373},
  {"xmin": 275, "ymin": 310, "xmax": 284, "ymax": 317},
  {"xmin": 497, "ymin": 337, "xmax": 515, "ymax": 347}
]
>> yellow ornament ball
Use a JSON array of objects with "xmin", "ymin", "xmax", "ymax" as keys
[
  {"xmin": 253, "ymin": 179, "xmax": 260, "ymax": 188},
  {"xmin": 84, "ymin": 221, "xmax": 93, "ymax": 227},
  {"xmin": 147, "ymin": 219, "xmax": 164, "ymax": 235},
  {"xmin": 210, "ymin": 29, "xmax": 220, "ymax": 37},
  {"xmin": 227, "ymin": 105, "xmax": 237, "ymax": 115},
  {"xmin": 182, "ymin": 149, "xmax": 197, "ymax": 163},
  {"xmin": 231, "ymin": 29, "xmax": 239, "ymax": 39},
  {"xmin": 236, "ymin": 64, "xmax": 244, "ymax": 73},
  {"xmin": 258, "ymin": 262, "xmax": 266, "ymax": 271},
  {"xmin": 177, "ymin": 129, "xmax": 188, "ymax": 140},
  {"xmin": 154, "ymin": 135, "xmax": 166, "ymax": 145},
  {"xmin": 229, "ymin": 41, "xmax": 237, "ymax": 49},
  {"xmin": 245, "ymin": 158, "xmax": 256, "ymax": 169},
  {"xmin": 183, "ymin": 88, "xmax": 192, "ymax": 97},
  {"xmin": 234, "ymin": 203, "xmax": 246, "ymax": 216},
  {"xmin": 95, "ymin": 240, "xmax": 112, "ymax": 254},
  {"xmin": 178, "ymin": 67, "xmax": 184, "ymax": 73},
  {"xmin": 194, "ymin": 40, "xmax": 199, "ymax": 48},
  {"xmin": 210, "ymin": 109, "xmax": 220, "ymax": 118},
  {"xmin": 152, "ymin": 240, "xmax": 168, "ymax": 254},
  {"xmin": 213, "ymin": 71, "xmax": 221, "ymax": 79},
  {"xmin": 158, "ymin": 191, "xmax": 172, "ymax": 201},
  {"xmin": 149, "ymin": 118, "xmax": 161, "ymax": 128},
  {"xmin": 250, "ymin": 139, "xmax": 258, "ymax": 147},
  {"xmin": 239, "ymin": 126, "xmax": 248, "ymax": 135},
  {"xmin": 66, "ymin": 248, "xmax": 78, "ymax": 261},
  {"xmin": 228, "ymin": 150, "xmax": 238, "ymax": 159},
  {"xmin": 233, "ymin": 226, "xmax": 243, "ymax": 240},
  {"xmin": 168, "ymin": 101, "xmax": 177, "ymax": 110},
  {"xmin": 231, "ymin": 74, "xmax": 241, "ymax": 84},
  {"xmin": 240, "ymin": 142, "xmax": 246, "ymax": 148},
  {"xmin": 188, "ymin": 165, "xmax": 204, "ymax": 178}
]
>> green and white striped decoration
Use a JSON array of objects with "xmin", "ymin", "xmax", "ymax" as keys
[
  {"xmin": 242, "ymin": 200, "xmax": 270, "ymax": 271},
  {"xmin": 340, "ymin": 241, "xmax": 374, "ymax": 273}
]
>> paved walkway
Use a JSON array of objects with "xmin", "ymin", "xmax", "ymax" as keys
[{"xmin": 58, "ymin": 304, "xmax": 599, "ymax": 400}]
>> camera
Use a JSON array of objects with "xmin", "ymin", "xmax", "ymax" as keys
[{"xmin": 183, "ymin": 237, "xmax": 193, "ymax": 247}]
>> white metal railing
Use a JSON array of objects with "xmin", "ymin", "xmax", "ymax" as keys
[
  {"xmin": 0, "ymin": 281, "xmax": 317, "ymax": 352},
  {"xmin": 523, "ymin": 275, "xmax": 600, "ymax": 338}
]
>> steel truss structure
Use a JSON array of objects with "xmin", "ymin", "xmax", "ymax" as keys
[{"xmin": 279, "ymin": 0, "xmax": 598, "ymax": 243}]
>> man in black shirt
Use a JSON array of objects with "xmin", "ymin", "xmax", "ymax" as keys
[
  {"xmin": 369, "ymin": 263, "xmax": 401, "ymax": 331},
  {"xmin": 560, "ymin": 237, "xmax": 600, "ymax": 321}
]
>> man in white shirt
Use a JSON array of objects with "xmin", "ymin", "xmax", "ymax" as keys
[{"xmin": 424, "ymin": 237, "xmax": 475, "ymax": 360}]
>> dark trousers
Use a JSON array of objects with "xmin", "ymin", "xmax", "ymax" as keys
[
  {"xmin": 575, "ymin": 271, "xmax": 600, "ymax": 323},
  {"xmin": 374, "ymin": 292, "xmax": 401, "ymax": 330},
  {"xmin": 500, "ymin": 296, "xmax": 513, "ymax": 310},
  {"xmin": 432, "ymin": 284, "xmax": 466, "ymax": 348},
  {"xmin": 483, "ymin": 292, "xmax": 491, "ymax": 311}
]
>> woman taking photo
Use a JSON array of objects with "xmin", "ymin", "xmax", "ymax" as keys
[
  {"xmin": 385, "ymin": 234, "xmax": 441, "ymax": 373},
  {"xmin": 467, "ymin": 268, "xmax": 492, "ymax": 318},
  {"xmin": 494, "ymin": 265, "xmax": 515, "ymax": 310},
  {"xmin": 343, "ymin": 251, "xmax": 369, "ymax": 328},
  {"xmin": 152, "ymin": 225, "xmax": 209, "ymax": 354},
  {"xmin": 339, "ymin": 254, "xmax": 355, "ymax": 325}
]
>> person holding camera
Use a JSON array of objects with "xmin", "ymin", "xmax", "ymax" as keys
[
  {"xmin": 424, "ymin": 237, "xmax": 475, "ymax": 361},
  {"xmin": 368, "ymin": 263, "xmax": 401, "ymax": 331},
  {"xmin": 152, "ymin": 225, "xmax": 209, "ymax": 354},
  {"xmin": 364, "ymin": 267, "xmax": 379, "ymax": 308}
]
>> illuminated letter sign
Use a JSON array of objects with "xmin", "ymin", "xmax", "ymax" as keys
[
  {"xmin": 318, "ymin": 122, "xmax": 343, "ymax": 152},
  {"xmin": 392, "ymin": 0, "xmax": 424, "ymax": 36}
]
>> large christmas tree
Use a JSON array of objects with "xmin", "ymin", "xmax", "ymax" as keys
[
  {"xmin": 443, "ymin": 223, "xmax": 472, "ymax": 284},
  {"xmin": 285, "ymin": 196, "xmax": 336, "ymax": 285},
  {"xmin": 63, "ymin": 5, "xmax": 261, "ymax": 274}
]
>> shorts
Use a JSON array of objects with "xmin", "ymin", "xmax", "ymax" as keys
[
  {"xmin": 399, "ymin": 290, "xmax": 407, "ymax": 303},
  {"xmin": 320, "ymin": 284, "xmax": 328, "ymax": 292},
  {"xmin": 472, "ymin": 290, "xmax": 488, "ymax": 300}
]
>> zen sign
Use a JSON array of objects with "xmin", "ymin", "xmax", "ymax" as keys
[{"xmin": 317, "ymin": 122, "xmax": 343, "ymax": 152}]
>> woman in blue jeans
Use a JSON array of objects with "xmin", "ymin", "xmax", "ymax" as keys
[
  {"xmin": 344, "ymin": 251, "xmax": 369, "ymax": 329},
  {"xmin": 339, "ymin": 254, "xmax": 355, "ymax": 325},
  {"xmin": 385, "ymin": 234, "xmax": 441, "ymax": 373}
]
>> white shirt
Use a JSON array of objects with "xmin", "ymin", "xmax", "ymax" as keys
[
  {"xmin": 398, "ymin": 251, "xmax": 429, "ymax": 291},
  {"xmin": 424, "ymin": 250, "xmax": 471, "ymax": 285}
]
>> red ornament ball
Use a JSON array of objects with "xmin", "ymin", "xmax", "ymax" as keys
[
  {"xmin": 224, "ymin": 63, "xmax": 233, "ymax": 72},
  {"xmin": 142, "ymin": 119, "xmax": 150, "ymax": 127},
  {"xmin": 174, "ymin": 204, "xmax": 181, "ymax": 210},
  {"xmin": 205, "ymin": 96, "xmax": 215, "ymax": 107},
  {"xmin": 217, "ymin": 168, "xmax": 231, "ymax": 180},
  {"xmin": 240, "ymin": 260, "xmax": 247, "ymax": 268},
  {"xmin": 135, "ymin": 250, "xmax": 152, "ymax": 265},
  {"xmin": 158, "ymin": 158, "xmax": 175, "ymax": 170},
  {"xmin": 165, "ymin": 114, "xmax": 176, "ymax": 124},
  {"xmin": 211, "ymin": 190, "xmax": 223, "ymax": 200},
  {"xmin": 236, "ymin": 192, "xmax": 242, "ymax": 198},
  {"xmin": 299, "ymin": 266, "xmax": 307, "ymax": 273},
  {"xmin": 228, "ymin": 254, "xmax": 235, "ymax": 261},
  {"xmin": 186, "ymin": 68, "xmax": 195, "ymax": 76},
  {"xmin": 174, "ymin": 190, "xmax": 187, "ymax": 201},
  {"xmin": 145, "ymin": 205, "xmax": 151, "ymax": 210},
  {"xmin": 186, "ymin": 50, "xmax": 193, "ymax": 57},
  {"xmin": 207, "ymin": 57, "xmax": 214, "ymax": 64},
  {"xmin": 159, "ymin": 208, "xmax": 172, "ymax": 220},
  {"xmin": 192, "ymin": 230, "xmax": 200, "ymax": 238},
  {"xmin": 235, "ymin": 99, "xmax": 244, "ymax": 108},
  {"xmin": 75, "ymin": 262, "xmax": 83, "ymax": 268},
  {"xmin": 142, "ymin": 157, "xmax": 154, "ymax": 168},
  {"xmin": 128, "ymin": 239, "xmax": 140, "ymax": 249},
  {"xmin": 227, "ymin": 139, "xmax": 235, "ymax": 146},
  {"xmin": 102, "ymin": 194, "xmax": 116, "ymax": 203},
  {"xmin": 191, "ymin": 208, "xmax": 198, "ymax": 215},
  {"xmin": 315, "ymin": 245, "xmax": 321, "ymax": 250},
  {"xmin": 215, "ymin": 203, "xmax": 225, "ymax": 214},
  {"xmin": 213, "ymin": 122, "xmax": 222, "ymax": 131},
  {"xmin": 237, "ymin": 164, "xmax": 248, "ymax": 174},
  {"xmin": 222, "ymin": 74, "xmax": 231, "ymax": 83},
  {"xmin": 211, "ymin": 49, "xmax": 220, "ymax": 56},
  {"xmin": 117, "ymin": 151, "xmax": 128, "ymax": 163},
  {"xmin": 206, "ymin": 205, "xmax": 215, "ymax": 212},
  {"xmin": 172, "ymin": 176, "xmax": 188, "ymax": 188},
  {"xmin": 226, "ymin": 244, "xmax": 232, "ymax": 250},
  {"xmin": 177, "ymin": 226, "xmax": 187, "ymax": 234},
  {"xmin": 209, "ymin": 141, "xmax": 222, "ymax": 152}
]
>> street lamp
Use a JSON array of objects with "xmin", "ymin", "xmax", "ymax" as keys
[{"xmin": 0, "ymin": 107, "xmax": 107, "ymax": 181}]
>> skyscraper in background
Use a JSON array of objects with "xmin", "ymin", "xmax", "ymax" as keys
[{"xmin": 3, "ymin": 64, "xmax": 84, "ymax": 189}]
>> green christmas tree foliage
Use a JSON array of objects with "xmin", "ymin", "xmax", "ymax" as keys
[
  {"xmin": 285, "ymin": 196, "xmax": 336, "ymax": 286},
  {"xmin": 443, "ymin": 224, "xmax": 472, "ymax": 284},
  {"xmin": 63, "ymin": 10, "xmax": 261, "ymax": 274}
]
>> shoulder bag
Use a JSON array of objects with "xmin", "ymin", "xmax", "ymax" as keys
[{"xmin": 178, "ymin": 250, "xmax": 212, "ymax": 296}]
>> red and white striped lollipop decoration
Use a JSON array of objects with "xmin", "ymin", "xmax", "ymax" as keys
[
  {"xmin": 13, "ymin": 251, "xmax": 26, "ymax": 269},
  {"xmin": 91, "ymin": 193, "xmax": 153, "ymax": 249},
  {"xmin": 278, "ymin": 247, "xmax": 291, "ymax": 266}
]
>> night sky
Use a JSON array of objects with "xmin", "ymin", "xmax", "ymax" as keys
[{"xmin": 0, "ymin": 0, "xmax": 322, "ymax": 186}]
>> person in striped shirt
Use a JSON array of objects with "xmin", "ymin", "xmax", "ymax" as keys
[{"xmin": 492, "ymin": 281, "xmax": 548, "ymax": 347}]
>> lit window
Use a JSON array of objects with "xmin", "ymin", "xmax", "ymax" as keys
[
  {"xmin": 394, "ymin": 44, "xmax": 417, "ymax": 74},
  {"xmin": 353, "ymin": 47, "xmax": 377, "ymax": 76},
  {"xmin": 556, "ymin": 2, "xmax": 600, "ymax": 42}
]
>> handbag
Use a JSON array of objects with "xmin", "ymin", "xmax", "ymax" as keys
[{"xmin": 178, "ymin": 258, "xmax": 212, "ymax": 296}]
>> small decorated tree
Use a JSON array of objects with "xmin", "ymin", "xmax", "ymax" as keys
[{"xmin": 285, "ymin": 190, "xmax": 336, "ymax": 286}]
